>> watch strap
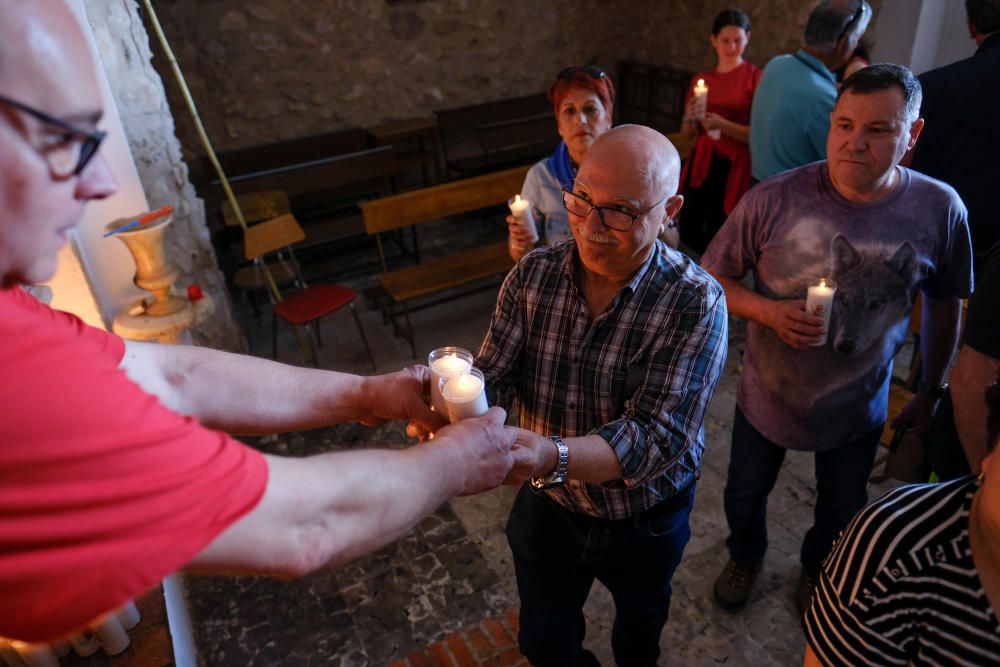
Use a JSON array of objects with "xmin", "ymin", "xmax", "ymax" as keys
[{"xmin": 530, "ymin": 435, "xmax": 569, "ymax": 490}]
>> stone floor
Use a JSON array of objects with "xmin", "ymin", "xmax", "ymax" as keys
[{"xmin": 182, "ymin": 228, "xmax": 907, "ymax": 666}]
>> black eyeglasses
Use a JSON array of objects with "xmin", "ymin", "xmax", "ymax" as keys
[
  {"xmin": 0, "ymin": 92, "xmax": 106, "ymax": 178},
  {"xmin": 562, "ymin": 188, "xmax": 667, "ymax": 232},
  {"xmin": 557, "ymin": 65, "xmax": 606, "ymax": 81}
]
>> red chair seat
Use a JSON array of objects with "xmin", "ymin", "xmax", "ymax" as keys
[{"xmin": 274, "ymin": 284, "xmax": 357, "ymax": 325}]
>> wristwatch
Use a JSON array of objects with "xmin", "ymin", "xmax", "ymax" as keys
[
  {"xmin": 918, "ymin": 381, "xmax": 949, "ymax": 400},
  {"xmin": 530, "ymin": 436, "xmax": 569, "ymax": 490}
]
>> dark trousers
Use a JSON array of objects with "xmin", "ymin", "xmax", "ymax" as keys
[
  {"xmin": 680, "ymin": 155, "xmax": 731, "ymax": 255},
  {"xmin": 723, "ymin": 407, "xmax": 881, "ymax": 573},
  {"xmin": 506, "ymin": 483, "xmax": 694, "ymax": 667}
]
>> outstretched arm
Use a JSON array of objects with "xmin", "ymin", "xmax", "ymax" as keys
[
  {"xmin": 120, "ymin": 340, "xmax": 444, "ymax": 435},
  {"xmin": 188, "ymin": 408, "xmax": 515, "ymax": 576}
]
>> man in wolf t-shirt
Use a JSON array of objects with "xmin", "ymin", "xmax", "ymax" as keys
[{"xmin": 702, "ymin": 63, "xmax": 973, "ymax": 615}]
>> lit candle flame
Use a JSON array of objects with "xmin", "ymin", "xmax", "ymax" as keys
[
  {"xmin": 514, "ymin": 194, "xmax": 521, "ymax": 204},
  {"xmin": 697, "ymin": 78, "xmax": 705, "ymax": 87}
]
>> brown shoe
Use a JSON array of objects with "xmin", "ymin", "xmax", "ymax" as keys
[
  {"xmin": 713, "ymin": 558, "xmax": 763, "ymax": 611},
  {"xmin": 795, "ymin": 569, "xmax": 818, "ymax": 618}
]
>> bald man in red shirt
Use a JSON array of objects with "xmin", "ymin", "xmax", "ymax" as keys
[{"xmin": 0, "ymin": 0, "xmax": 516, "ymax": 643}]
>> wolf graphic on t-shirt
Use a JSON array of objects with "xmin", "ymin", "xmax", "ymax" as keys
[
  {"xmin": 828, "ymin": 233, "xmax": 919, "ymax": 359},
  {"xmin": 753, "ymin": 228, "xmax": 924, "ymax": 416},
  {"xmin": 702, "ymin": 162, "xmax": 972, "ymax": 449}
]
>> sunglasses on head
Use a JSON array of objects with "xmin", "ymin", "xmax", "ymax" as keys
[
  {"xmin": 840, "ymin": 1, "xmax": 867, "ymax": 39},
  {"xmin": 557, "ymin": 65, "xmax": 606, "ymax": 81}
]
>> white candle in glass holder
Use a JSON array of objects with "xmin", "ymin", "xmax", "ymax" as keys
[
  {"xmin": 441, "ymin": 369, "xmax": 489, "ymax": 423},
  {"xmin": 428, "ymin": 347, "xmax": 473, "ymax": 415},
  {"xmin": 806, "ymin": 277, "xmax": 837, "ymax": 345},
  {"xmin": 508, "ymin": 195, "xmax": 539, "ymax": 252}
]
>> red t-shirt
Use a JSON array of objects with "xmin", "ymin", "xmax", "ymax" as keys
[{"xmin": 0, "ymin": 287, "xmax": 268, "ymax": 642}]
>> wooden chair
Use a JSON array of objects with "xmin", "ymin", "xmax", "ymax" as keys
[{"xmin": 243, "ymin": 214, "xmax": 376, "ymax": 369}]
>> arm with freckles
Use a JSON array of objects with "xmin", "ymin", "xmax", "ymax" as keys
[
  {"xmin": 119, "ymin": 340, "xmax": 445, "ymax": 435},
  {"xmin": 189, "ymin": 408, "xmax": 515, "ymax": 576},
  {"xmin": 506, "ymin": 287, "xmax": 729, "ymax": 486}
]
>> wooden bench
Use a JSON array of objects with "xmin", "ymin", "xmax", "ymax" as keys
[
  {"xmin": 210, "ymin": 146, "xmax": 397, "ymax": 248},
  {"xmin": 360, "ymin": 164, "xmax": 531, "ymax": 355},
  {"xmin": 434, "ymin": 93, "xmax": 552, "ymax": 176},
  {"xmin": 476, "ymin": 112, "xmax": 559, "ymax": 168},
  {"xmin": 194, "ymin": 127, "xmax": 370, "ymax": 193}
]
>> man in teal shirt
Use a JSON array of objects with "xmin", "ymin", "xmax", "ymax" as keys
[{"xmin": 749, "ymin": 0, "xmax": 871, "ymax": 182}]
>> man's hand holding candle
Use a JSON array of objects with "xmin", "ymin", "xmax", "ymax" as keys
[
  {"xmin": 358, "ymin": 366, "xmax": 446, "ymax": 433},
  {"xmin": 764, "ymin": 299, "xmax": 827, "ymax": 349},
  {"xmin": 424, "ymin": 407, "xmax": 516, "ymax": 495}
]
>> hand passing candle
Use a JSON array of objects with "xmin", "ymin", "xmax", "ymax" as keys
[
  {"xmin": 441, "ymin": 368, "xmax": 489, "ymax": 423},
  {"xmin": 508, "ymin": 195, "xmax": 539, "ymax": 253},
  {"xmin": 806, "ymin": 277, "xmax": 837, "ymax": 346},
  {"xmin": 428, "ymin": 347, "xmax": 473, "ymax": 415}
]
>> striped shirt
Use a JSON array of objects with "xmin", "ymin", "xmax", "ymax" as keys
[
  {"xmin": 476, "ymin": 240, "xmax": 728, "ymax": 520},
  {"xmin": 805, "ymin": 477, "xmax": 1000, "ymax": 666}
]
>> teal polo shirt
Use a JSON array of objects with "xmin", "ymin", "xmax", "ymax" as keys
[{"xmin": 749, "ymin": 49, "xmax": 837, "ymax": 181}]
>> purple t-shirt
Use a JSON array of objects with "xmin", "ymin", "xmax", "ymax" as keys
[{"xmin": 703, "ymin": 162, "xmax": 973, "ymax": 450}]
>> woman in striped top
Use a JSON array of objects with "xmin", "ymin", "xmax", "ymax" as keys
[{"xmin": 804, "ymin": 378, "xmax": 1000, "ymax": 666}]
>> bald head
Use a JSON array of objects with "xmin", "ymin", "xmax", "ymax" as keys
[
  {"xmin": 0, "ymin": 0, "xmax": 116, "ymax": 287},
  {"xmin": 581, "ymin": 125, "xmax": 682, "ymax": 203},
  {"xmin": 0, "ymin": 0, "xmax": 97, "ymax": 104}
]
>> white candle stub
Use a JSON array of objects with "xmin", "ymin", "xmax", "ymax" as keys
[
  {"xmin": 693, "ymin": 78, "xmax": 721, "ymax": 140},
  {"xmin": 805, "ymin": 278, "xmax": 837, "ymax": 346},
  {"xmin": 442, "ymin": 370, "xmax": 489, "ymax": 423},
  {"xmin": 693, "ymin": 79, "xmax": 709, "ymax": 119},
  {"xmin": 428, "ymin": 348, "xmax": 473, "ymax": 415},
  {"xmin": 508, "ymin": 194, "xmax": 539, "ymax": 252}
]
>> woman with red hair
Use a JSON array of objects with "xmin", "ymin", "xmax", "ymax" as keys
[{"xmin": 507, "ymin": 66, "xmax": 615, "ymax": 260}]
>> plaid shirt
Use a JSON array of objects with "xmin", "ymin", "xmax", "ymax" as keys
[{"xmin": 477, "ymin": 241, "xmax": 728, "ymax": 520}]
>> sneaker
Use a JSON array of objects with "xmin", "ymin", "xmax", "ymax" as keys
[
  {"xmin": 795, "ymin": 569, "xmax": 819, "ymax": 618},
  {"xmin": 713, "ymin": 558, "xmax": 763, "ymax": 611}
]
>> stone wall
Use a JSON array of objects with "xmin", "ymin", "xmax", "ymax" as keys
[
  {"xmin": 83, "ymin": 0, "xmax": 244, "ymax": 350},
  {"xmin": 618, "ymin": 0, "xmax": 883, "ymax": 74},
  {"xmin": 151, "ymin": 0, "xmax": 622, "ymax": 156},
  {"xmin": 149, "ymin": 0, "xmax": 883, "ymax": 158}
]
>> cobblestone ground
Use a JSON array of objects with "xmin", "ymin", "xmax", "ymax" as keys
[{"xmin": 198, "ymin": 235, "xmax": 905, "ymax": 666}]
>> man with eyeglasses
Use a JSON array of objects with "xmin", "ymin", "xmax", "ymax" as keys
[
  {"xmin": 0, "ymin": 0, "xmax": 517, "ymax": 644},
  {"xmin": 749, "ymin": 0, "xmax": 871, "ymax": 183},
  {"xmin": 477, "ymin": 125, "xmax": 728, "ymax": 666}
]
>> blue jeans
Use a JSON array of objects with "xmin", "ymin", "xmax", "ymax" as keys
[
  {"xmin": 723, "ymin": 407, "xmax": 881, "ymax": 573},
  {"xmin": 506, "ymin": 482, "xmax": 694, "ymax": 667}
]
